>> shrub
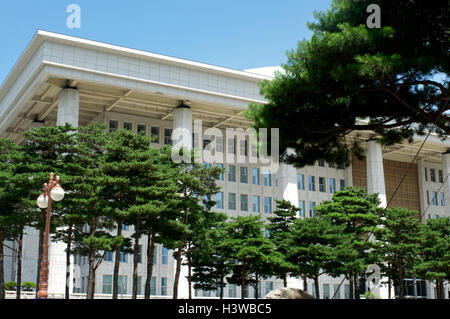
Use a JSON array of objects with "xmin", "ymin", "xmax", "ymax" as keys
[
  {"xmin": 22, "ymin": 281, "xmax": 36, "ymax": 290},
  {"xmin": 363, "ymin": 291, "xmax": 379, "ymax": 299},
  {"xmin": 4, "ymin": 281, "xmax": 17, "ymax": 290}
]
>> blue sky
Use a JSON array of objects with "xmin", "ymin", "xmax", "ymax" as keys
[{"xmin": 0, "ymin": 0, "xmax": 332, "ymax": 84}]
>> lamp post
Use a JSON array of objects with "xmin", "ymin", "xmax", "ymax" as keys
[{"xmin": 36, "ymin": 172, "xmax": 64, "ymax": 299}]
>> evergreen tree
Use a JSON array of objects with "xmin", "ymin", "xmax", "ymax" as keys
[
  {"xmin": 373, "ymin": 207, "xmax": 424, "ymax": 299},
  {"xmin": 314, "ymin": 187, "xmax": 381, "ymax": 298},
  {"xmin": 415, "ymin": 217, "xmax": 450, "ymax": 299},
  {"xmin": 266, "ymin": 199, "xmax": 299, "ymax": 287},
  {"xmin": 222, "ymin": 215, "xmax": 286, "ymax": 299},
  {"xmin": 247, "ymin": 0, "xmax": 449, "ymax": 167}
]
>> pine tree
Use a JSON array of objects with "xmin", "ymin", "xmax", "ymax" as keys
[
  {"xmin": 266, "ymin": 199, "xmax": 299, "ymax": 287},
  {"xmin": 415, "ymin": 217, "xmax": 450, "ymax": 299},
  {"xmin": 314, "ymin": 187, "xmax": 381, "ymax": 298}
]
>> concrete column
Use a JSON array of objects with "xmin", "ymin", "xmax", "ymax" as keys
[
  {"xmin": 173, "ymin": 105, "xmax": 192, "ymax": 298},
  {"xmin": 443, "ymin": 152, "xmax": 450, "ymax": 217},
  {"xmin": 57, "ymin": 88, "xmax": 79, "ymax": 127},
  {"xmin": 366, "ymin": 140, "xmax": 387, "ymax": 208},
  {"xmin": 417, "ymin": 159, "xmax": 427, "ymax": 221},
  {"xmin": 173, "ymin": 106, "xmax": 192, "ymax": 150}
]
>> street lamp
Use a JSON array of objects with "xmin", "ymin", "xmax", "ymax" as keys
[{"xmin": 36, "ymin": 172, "xmax": 64, "ymax": 299}]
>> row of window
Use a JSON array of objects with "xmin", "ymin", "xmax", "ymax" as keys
[
  {"xmin": 424, "ymin": 168, "xmax": 444, "ymax": 183},
  {"xmin": 215, "ymin": 193, "xmax": 274, "ymax": 213},
  {"xmin": 298, "ymin": 174, "xmax": 346, "ymax": 193},
  {"xmin": 98, "ymin": 275, "xmax": 167, "ymax": 296},
  {"xmin": 195, "ymin": 281, "xmax": 274, "ymax": 299},
  {"xmin": 311, "ymin": 283, "xmax": 350, "ymax": 299},
  {"xmin": 75, "ymin": 246, "xmax": 169, "ymax": 265},
  {"xmin": 109, "ymin": 120, "xmax": 172, "ymax": 145},
  {"xmin": 426, "ymin": 190, "xmax": 446, "ymax": 207},
  {"xmin": 214, "ymin": 165, "xmax": 278, "ymax": 186}
]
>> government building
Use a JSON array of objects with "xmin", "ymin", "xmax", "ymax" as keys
[{"xmin": 1, "ymin": 31, "xmax": 448, "ymax": 299}]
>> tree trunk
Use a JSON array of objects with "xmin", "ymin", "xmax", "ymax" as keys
[
  {"xmin": 241, "ymin": 258, "xmax": 246, "ymax": 299},
  {"xmin": 188, "ymin": 248, "xmax": 192, "ymax": 299},
  {"xmin": 36, "ymin": 208, "xmax": 45, "ymax": 297},
  {"xmin": 283, "ymin": 273, "xmax": 287, "ymax": 288},
  {"xmin": 354, "ymin": 273, "xmax": 360, "ymax": 299},
  {"xmin": 173, "ymin": 241, "xmax": 184, "ymax": 299},
  {"xmin": 0, "ymin": 231, "xmax": 4, "ymax": 299},
  {"xmin": 349, "ymin": 274, "xmax": 354, "ymax": 299},
  {"xmin": 16, "ymin": 226, "xmax": 23, "ymax": 299},
  {"xmin": 65, "ymin": 223, "xmax": 72, "ymax": 299},
  {"xmin": 112, "ymin": 221, "xmax": 122, "ymax": 299},
  {"xmin": 220, "ymin": 271, "xmax": 224, "ymax": 299},
  {"xmin": 87, "ymin": 218, "xmax": 97, "ymax": 299},
  {"xmin": 144, "ymin": 232, "xmax": 155, "ymax": 299},
  {"xmin": 398, "ymin": 264, "xmax": 404, "ymax": 299},
  {"xmin": 314, "ymin": 275, "xmax": 320, "ymax": 299},
  {"xmin": 388, "ymin": 274, "xmax": 391, "ymax": 299},
  {"xmin": 132, "ymin": 215, "xmax": 140, "ymax": 299},
  {"xmin": 255, "ymin": 272, "xmax": 259, "ymax": 299},
  {"xmin": 302, "ymin": 275, "xmax": 308, "ymax": 292}
]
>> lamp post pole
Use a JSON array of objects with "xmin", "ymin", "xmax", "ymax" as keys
[{"xmin": 37, "ymin": 172, "xmax": 63, "ymax": 299}]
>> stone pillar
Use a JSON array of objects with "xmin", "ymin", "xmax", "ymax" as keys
[
  {"xmin": 57, "ymin": 88, "xmax": 79, "ymax": 127},
  {"xmin": 443, "ymin": 152, "xmax": 450, "ymax": 217},
  {"xmin": 173, "ymin": 105, "xmax": 192, "ymax": 150},
  {"xmin": 172, "ymin": 104, "xmax": 192, "ymax": 299},
  {"xmin": 366, "ymin": 140, "xmax": 387, "ymax": 208}
]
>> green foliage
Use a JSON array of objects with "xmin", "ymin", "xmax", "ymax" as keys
[
  {"xmin": 363, "ymin": 291, "xmax": 379, "ymax": 299},
  {"xmin": 247, "ymin": 0, "xmax": 449, "ymax": 167},
  {"xmin": 21, "ymin": 281, "xmax": 36, "ymax": 289},
  {"xmin": 4, "ymin": 281, "xmax": 17, "ymax": 290}
]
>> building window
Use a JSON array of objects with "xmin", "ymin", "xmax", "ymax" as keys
[
  {"xmin": 299, "ymin": 200, "xmax": 305, "ymax": 217},
  {"xmin": 319, "ymin": 177, "xmax": 326, "ymax": 193},
  {"xmin": 309, "ymin": 202, "xmax": 316, "ymax": 217},
  {"xmin": 438, "ymin": 170, "xmax": 443, "ymax": 183},
  {"xmin": 104, "ymin": 251, "xmax": 113, "ymax": 262},
  {"xmin": 136, "ymin": 276, "xmax": 142, "ymax": 296},
  {"xmin": 227, "ymin": 137, "xmax": 235, "ymax": 155},
  {"xmin": 120, "ymin": 250, "xmax": 128, "ymax": 263},
  {"xmin": 137, "ymin": 124, "xmax": 146, "ymax": 135},
  {"xmin": 329, "ymin": 162, "xmax": 335, "ymax": 168},
  {"xmin": 252, "ymin": 195, "xmax": 260, "ymax": 213},
  {"xmin": 430, "ymin": 168, "xmax": 436, "ymax": 182},
  {"xmin": 274, "ymin": 172, "xmax": 279, "ymax": 187},
  {"xmin": 216, "ymin": 136, "xmax": 224, "ymax": 153},
  {"xmin": 216, "ymin": 163, "xmax": 224, "ymax": 181},
  {"xmin": 440, "ymin": 192, "xmax": 445, "ymax": 206},
  {"xmin": 216, "ymin": 192, "xmax": 224, "ymax": 209},
  {"xmin": 264, "ymin": 197, "xmax": 272, "ymax": 214},
  {"xmin": 297, "ymin": 174, "xmax": 305, "ymax": 190},
  {"xmin": 228, "ymin": 284, "xmax": 237, "ymax": 298},
  {"xmin": 118, "ymin": 275, "xmax": 127, "ymax": 295},
  {"xmin": 340, "ymin": 179, "xmax": 346, "ymax": 191},
  {"xmin": 161, "ymin": 277, "xmax": 167, "ymax": 296},
  {"xmin": 333, "ymin": 284, "xmax": 341, "ymax": 299},
  {"xmin": 240, "ymin": 194, "xmax": 248, "ymax": 211},
  {"xmin": 323, "ymin": 283, "xmax": 330, "ymax": 299},
  {"xmin": 344, "ymin": 285, "xmax": 350, "ymax": 299},
  {"xmin": 122, "ymin": 223, "xmax": 129, "ymax": 231},
  {"xmin": 151, "ymin": 126, "xmax": 160, "ymax": 143},
  {"xmin": 338, "ymin": 163, "xmax": 345, "ymax": 169},
  {"xmin": 252, "ymin": 168, "xmax": 260, "ymax": 185},
  {"xmin": 426, "ymin": 190, "xmax": 430, "ymax": 204},
  {"xmin": 240, "ymin": 167, "xmax": 248, "ymax": 184},
  {"xmin": 308, "ymin": 176, "xmax": 315, "ymax": 192},
  {"xmin": 153, "ymin": 247, "xmax": 157, "ymax": 265},
  {"xmin": 137, "ymin": 245, "xmax": 142, "ymax": 263},
  {"xmin": 228, "ymin": 193, "xmax": 236, "ymax": 210},
  {"xmin": 311, "ymin": 283, "xmax": 316, "ymax": 298},
  {"xmin": 263, "ymin": 171, "xmax": 271, "ymax": 186},
  {"xmin": 265, "ymin": 281, "xmax": 273, "ymax": 294},
  {"xmin": 228, "ymin": 165, "xmax": 236, "ymax": 182},
  {"xmin": 123, "ymin": 122, "xmax": 132, "ymax": 130},
  {"xmin": 432, "ymin": 191, "xmax": 438, "ymax": 206},
  {"xmin": 424, "ymin": 168, "xmax": 428, "ymax": 181},
  {"xmin": 109, "ymin": 120, "xmax": 118, "ymax": 132},
  {"xmin": 102, "ymin": 275, "xmax": 112, "ymax": 294},
  {"xmin": 318, "ymin": 160, "xmax": 325, "ymax": 167},
  {"xmin": 329, "ymin": 178, "xmax": 336, "ymax": 194},
  {"xmin": 150, "ymin": 277, "xmax": 156, "ymax": 295},
  {"xmin": 162, "ymin": 247, "xmax": 169, "ymax": 265},
  {"xmin": 164, "ymin": 128, "xmax": 172, "ymax": 145},
  {"xmin": 240, "ymin": 140, "xmax": 247, "ymax": 156},
  {"xmin": 251, "ymin": 144, "xmax": 258, "ymax": 158},
  {"xmin": 203, "ymin": 134, "xmax": 212, "ymax": 151}
]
